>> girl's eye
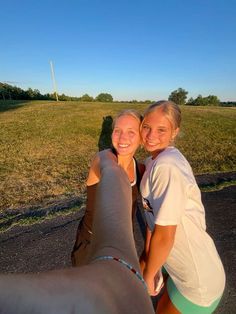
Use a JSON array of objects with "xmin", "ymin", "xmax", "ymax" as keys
[
  {"xmin": 113, "ymin": 129, "xmax": 120, "ymax": 134},
  {"xmin": 142, "ymin": 125, "xmax": 150, "ymax": 130},
  {"xmin": 128, "ymin": 130, "xmax": 135, "ymax": 136},
  {"xmin": 158, "ymin": 128, "xmax": 166, "ymax": 133}
]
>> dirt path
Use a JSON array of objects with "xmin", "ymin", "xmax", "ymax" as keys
[{"xmin": 0, "ymin": 185, "xmax": 235, "ymax": 313}]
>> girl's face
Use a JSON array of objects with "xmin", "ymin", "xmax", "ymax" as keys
[
  {"xmin": 112, "ymin": 115, "xmax": 141, "ymax": 157},
  {"xmin": 141, "ymin": 109, "xmax": 179, "ymax": 158}
]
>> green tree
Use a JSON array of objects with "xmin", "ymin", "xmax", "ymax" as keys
[
  {"xmin": 95, "ymin": 93, "xmax": 113, "ymax": 102},
  {"xmin": 25, "ymin": 88, "xmax": 41, "ymax": 100},
  {"xmin": 206, "ymin": 95, "xmax": 220, "ymax": 106},
  {"xmin": 80, "ymin": 94, "xmax": 94, "ymax": 102},
  {"xmin": 191, "ymin": 95, "xmax": 204, "ymax": 106},
  {"xmin": 186, "ymin": 97, "xmax": 194, "ymax": 105},
  {"xmin": 0, "ymin": 83, "xmax": 6, "ymax": 100},
  {"xmin": 59, "ymin": 93, "xmax": 69, "ymax": 101},
  {"xmin": 187, "ymin": 95, "xmax": 220, "ymax": 106},
  {"xmin": 168, "ymin": 88, "xmax": 188, "ymax": 106},
  {"xmin": 0, "ymin": 82, "xmax": 51, "ymax": 100}
]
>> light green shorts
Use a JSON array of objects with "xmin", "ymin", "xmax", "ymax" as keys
[{"xmin": 167, "ymin": 276, "xmax": 222, "ymax": 314}]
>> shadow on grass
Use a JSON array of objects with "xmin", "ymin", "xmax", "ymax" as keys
[
  {"xmin": 98, "ymin": 115, "xmax": 113, "ymax": 151},
  {"xmin": 0, "ymin": 100, "xmax": 32, "ymax": 113},
  {"xmin": 0, "ymin": 195, "xmax": 86, "ymax": 232}
]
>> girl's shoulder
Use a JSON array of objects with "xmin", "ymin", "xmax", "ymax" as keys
[
  {"xmin": 154, "ymin": 147, "xmax": 194, "ymax": 180},
  {"xmin": 157, "ymin": 147, "xmax": 185, "ymax": 164},
  {"xmin": 144, "ymin": 156, "xmax": 153, "ymax": 167},
  {"xmin": 86, "ymin": 151, "xmax": 105, "ymax": 186},
  {"xmin": 96, "ymin": 148, "xmax": 112, "ymax": 158}
]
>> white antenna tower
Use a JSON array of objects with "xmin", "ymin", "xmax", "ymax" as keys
[{"xmin": 50, "ymin": 60, "xmax": 59, "ymax": 101}]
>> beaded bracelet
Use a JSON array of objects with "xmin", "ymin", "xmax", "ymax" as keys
[{"xmin": 94, "ymin": 255, "xmax": 147, "ymax": 290}]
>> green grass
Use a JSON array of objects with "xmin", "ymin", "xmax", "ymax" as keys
[
  {"xmin": 0, "ymin": 100, "xmax": 235, "ymax": 212},
  {"xmin": 200, "ymin": 180, "xmax": 236, "ymax": 192},
  {"xmin": 0, "ymin": 204, "xmax": 84, "ymax": 232}
]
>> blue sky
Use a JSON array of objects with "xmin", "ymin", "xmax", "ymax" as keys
[{"xmin": 1, "ymin": 0, "xmax": 236, "ymax": 101}]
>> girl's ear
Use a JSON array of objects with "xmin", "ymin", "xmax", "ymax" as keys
[{"xmin": 172, "ymin": 127, "xmax": 180, "ymax": 140}]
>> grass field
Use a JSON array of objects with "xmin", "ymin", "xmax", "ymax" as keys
[{"xmin": 0, "ymin": 100, "xmax": 235, "ymax": 212}]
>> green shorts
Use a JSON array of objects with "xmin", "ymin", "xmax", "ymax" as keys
[{"xmin": 166, "ymin": 275, "xmax": 222, "ymax": 314}]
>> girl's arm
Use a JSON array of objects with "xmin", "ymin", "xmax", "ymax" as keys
[
  {"xmin": 143, "ymin": 224, "xmax": 176, "ymax": 295},
  {"xmin": 89, "ymin": 153, "xmax": 140, "ymax": 268},
  {"xmin": 86, "ymin": 149, "xmax": 117, "ymax": 186},
  {"xmin": 86, "ymin": 154, "xmax": 101, "ymax": 186}
]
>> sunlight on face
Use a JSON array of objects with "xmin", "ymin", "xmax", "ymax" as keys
[
  {"xmin": 112, "ymin": 115, "xmax": 141, "ymax": 157},
  {"xmin": 141, "ymin": 109, "xmax": 179, "ymax": 158}
]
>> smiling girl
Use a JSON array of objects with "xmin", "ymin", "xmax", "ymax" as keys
[
  {"xmin": 140, "ymin": 100, "xmax": 225, "ymax": 314},
  {"xmin": 71, "ymin": 109, "xmax": 144, "ymax": 266}
]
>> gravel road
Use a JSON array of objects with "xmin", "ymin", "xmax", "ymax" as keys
[{"xmin": 0, "ymin": 183, "xmax": 235, "ymax": 313}]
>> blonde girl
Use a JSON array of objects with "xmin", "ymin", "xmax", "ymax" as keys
[
  {"xmin": 140, "ymin": 100, "xmax": 225, "ymax": 314},
  {"xmin": 71, "ymin": 109, "xmax": 145, "ymax": 266}
]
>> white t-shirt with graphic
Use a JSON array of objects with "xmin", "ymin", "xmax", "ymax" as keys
[{"xmin": 140, "ymin": 147, "xmax": 225, "ymax": 306}]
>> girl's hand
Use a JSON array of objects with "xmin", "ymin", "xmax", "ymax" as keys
[
  {"xmin": 154, "ymin": 270, "xmax": 164, "ymax": 294},
  {"xmin": 143, "ymin": 269, "xmax": 164, "ymax": 296},
  {"xmin": 143, "ymin": 273, "xmax": 157, "ymax": 296}
]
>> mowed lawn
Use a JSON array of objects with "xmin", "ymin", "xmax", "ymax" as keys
[{"xmin": 0, "ymin": 100, "xmax": 235, "ymax": 212}]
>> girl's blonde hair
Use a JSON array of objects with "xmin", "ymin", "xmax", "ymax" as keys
[
  {"xmin": 112, "ymin": 109, "xmax": 143, "ymax": 128},
  {"xmin": 143, "ymin": 100, "xmax": 181, "ymax": 130}
]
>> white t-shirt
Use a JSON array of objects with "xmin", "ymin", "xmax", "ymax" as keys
[{"xmin": 140, "ymin": 147, "xmax": 225, "ymax": 306}]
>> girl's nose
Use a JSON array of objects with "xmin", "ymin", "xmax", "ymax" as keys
[
  {"xmin": 119, "ymin": 131, "xmax": 128, "ymax": 140},
  {"xmin": 146, "ymin": 128, "xmax": 154, "ymax": 139}
]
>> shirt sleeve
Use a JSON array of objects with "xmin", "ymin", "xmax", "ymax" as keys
[{"xmin": 150, "ymin": 162, "xmax": 186, "ymax": 226}]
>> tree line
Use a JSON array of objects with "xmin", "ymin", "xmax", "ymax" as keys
[
  {"xmin": 168, "ymin": 88, "xmax": 222, "ymax": 106},
  {"xmin": 168, "ymin": 88, "xmax": 235, "ymax": 106},
  {"xmin": 0, "ymin": 82, "xmax": 113, "ymax": 103},
  {"xmin": 0, "ymin": 82, "xmax": 235, "ymax": 106}
]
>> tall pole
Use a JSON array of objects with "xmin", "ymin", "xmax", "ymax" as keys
[{"xmin": 50, "ymin": 60, "xmax": 59, "ymax": 101}]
